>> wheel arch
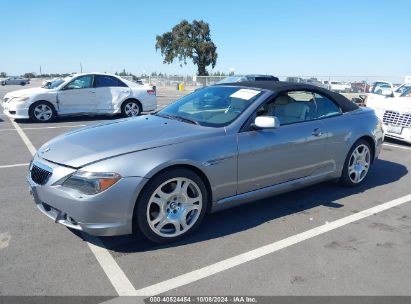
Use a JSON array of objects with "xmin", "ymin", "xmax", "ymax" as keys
[
  {"xmin": 29, "ymin": 100, "xmax": 57, "ymax": 113},
  {"xmin": 353, "ymin": 135, "xmax": 376, "ymax": 163},
  {"xmin": 120, "ymin": 98, "xmax": 142, "ymax": 111},
  {"xmin": 132, "ymin": 163, "xmax": 213, "ymax": 233}
]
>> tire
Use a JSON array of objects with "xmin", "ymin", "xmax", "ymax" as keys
[
  {"xmin": 339, "ymin": 139, "xmax": 372, "ymax": 187},
  {"xmin": 135, "ymin": 168, "xmax": 208, "ymax": 243},
  {"xmin": 1, "ymin": 82, "xmax": 5, "ymax": 86},
  {"xmin": 20, "ymin": 82, "xmax": 26, "ymax": 86},
  {"xmin": 29, "ymin": 101, "xmax": 56, "ymax": 123},
  {"xmin": 121, "ymin": 100, "xmax": 141, "ymax": 117}
]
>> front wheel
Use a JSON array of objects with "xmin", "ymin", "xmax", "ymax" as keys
[
  {"xmin": 340, "ymin": 139, "xmax": 372, "ymax": 186},
  {"xmin": 29, "ymin": 102, "xmax": 56, "ymax": 122},
  {"xmin": 135, "ymin": 169, "xmax": 208, "ymax": 243},
  {"xmin": 121, "ymin": 100, "xmax": 141, "ymax": 117}
]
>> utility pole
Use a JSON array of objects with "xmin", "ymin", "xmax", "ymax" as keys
[
  {"xmin": 80, "ymin": 62, "xmax": 83, "ymax": 73},
  {"xmin": 39, "ymin": 65, "xmax": 42, "ymax": 76}
]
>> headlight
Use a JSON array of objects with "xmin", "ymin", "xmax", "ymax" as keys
[
  {"xmin": 60, "ymin": 171, "xmax": 121, "ymax": 195},
  {"xmin": 13, "ymin": 95, "xmax": 30, "ymax": 103}
]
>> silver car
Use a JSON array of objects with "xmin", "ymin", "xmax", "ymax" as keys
[
  {"xmin": 1, "ymin": 77, "xmax": 30, "ymax": 86},
  {"xmin": 27, "ymin": 82, "xmax": 384, "ymax": 243}
]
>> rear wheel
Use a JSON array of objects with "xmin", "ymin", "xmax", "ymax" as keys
[
  {"xmin": 135, "ymin": 168, "xmax": 208, "ymax": 243},
  {"xmin": 340, "ymin": 139, "xmax": 372, "ymax": 186},
  {"xmin": 121, "ymin": 100, "xmax": 141, "ymax": 117},
  {"xmin": 29, "ymin": 101, "xmax": 56, "ymax": 123}
]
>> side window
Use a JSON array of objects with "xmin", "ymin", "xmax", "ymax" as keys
[
  {"xmin": 256, "ymin": 91, "xmax": 316, "ymax": 125},
  {"xmin": 255, "ymin": 90, "xmax": 342, "ymax": 125},
  {"xmin": 64, "ymin": 75, "xmax": 93, "ymax": 90},
  {"xmin": 313, "ymin": 93, "xmax": 341, "ymax": 119},
  {"xmin": 95, "ymin": 75, "xmax": 127, "ymax": 88}
]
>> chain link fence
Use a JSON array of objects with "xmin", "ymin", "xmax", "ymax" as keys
[{"xmin": 141, "ymin": 75, "xmax": 406, "ymax": 94}]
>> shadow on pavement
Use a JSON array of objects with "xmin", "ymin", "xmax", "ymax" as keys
[
  {"xmin": 77, "ymin": 158, "xmax": 407, "ymax": 252},
  {"xmin": 14, "ymin": 114, "xmax": 122, "ymax": 124},
  {"xmin": 384, "ymin": 137, "xmax": 411, "ymax": 147}
]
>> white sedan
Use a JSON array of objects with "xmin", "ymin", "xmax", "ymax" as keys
[{"xmin": 2, "ymin": 73, "xmax": 157, "ymax": 122}]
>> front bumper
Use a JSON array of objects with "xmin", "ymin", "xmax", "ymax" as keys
[
  {"xmin": 382, "ymin": 124, "xmax": 411, "ymax": 144},
  {"xmin": 2, "ymin": 101, "xmax": 30, "ymax": 119},
  {"xmin": 27, "ymin": 155, "xmax": 148, "ymax": 236}
]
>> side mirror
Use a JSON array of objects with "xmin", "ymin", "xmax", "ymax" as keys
[
  {"xmin": 253, "ymin": 116, "xmax": 280, "ymax": 129},
  {"xmin": 381, "ymin": 89, "xmax": 393, "ymax": 97}
]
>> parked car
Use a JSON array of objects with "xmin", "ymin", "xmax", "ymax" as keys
[
  {"xmin": 217, "ymin": 75, "xmax": 279, "ymax": 84},
  {"xmin": 350, "ymin": 81, "xmax": 370, "ymax": 93},
  {"xmin": 329, "ymin": 81, "xmax": 351, "ymax": 93},
  {"xmin": 42, "ymin": 78, "xmax": 65, "ymax": 89},
  {"xmin": 365, "ymin": 81, "xmax": 411, "ymax": 117},
  {"xmin": 27, "ymin": 82, "xmax": 383, "ymax": 243},
  {"xmin": 285, "ymin": 78, "xmax": 327, "ymax": 89},
  {"xmin": 304, "ymin": 79, "xmax": 328, "ymax": 89},
  {"xmin": 366, "ymin": 84, "xmax": 411, "ymax": 144},
  {"xmin": 1, "ymin": 77, "xmax": 30, "ymax": 86},
  {"xmin": 2, "ymin": 73, "xmax": 157, "ymax": 122}
]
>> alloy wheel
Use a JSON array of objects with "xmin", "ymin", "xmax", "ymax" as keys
[
  {"xmin": 146, "ymin": 177, "xmax": 203, "ymax": 238},
  {"xmin": 34, "ymin": 104, "xmax": 53, "ymax": 121},
  {"xmin": 348, "ymin": 144, "xmax": 371, "ymax": 184},
  {"xmin": 124, "ymin": 102, "xmax": 140, "ymax": 117}
]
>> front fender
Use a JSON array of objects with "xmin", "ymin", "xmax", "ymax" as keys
[{"xmin": 82, "ymin": 134, "xmax": 238, "ymax": 202}]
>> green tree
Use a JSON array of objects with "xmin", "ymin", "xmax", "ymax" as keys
[
  {"xmin": 23, "ymin": 72, "xmax": 36, "ymax": 78},
  {"xmin": 155, "ymin": 20, "xmax": 218, "ymax": 76},
  {"xmin": 0, "ymin": 72, "xmax": 6, "ymax": 78}
]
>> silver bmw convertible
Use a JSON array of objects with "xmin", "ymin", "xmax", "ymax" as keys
[{"xmin": 28, "ymin": 82, "xmax": 384, "ymax": 243}]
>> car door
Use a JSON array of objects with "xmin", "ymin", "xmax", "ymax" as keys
[
  {"xmin": 57, "ymin": 75, "xmax": 96, "ymax": 114},
  {"xmin": 237, "ymin": 90, "xmax": 328, "ymax": 194},
  {"xmin": 94, "ymin": 75, "xmax": 130, "ymax": 112}
]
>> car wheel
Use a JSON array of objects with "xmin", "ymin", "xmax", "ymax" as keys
[
  {"xmin": 340, "ymin": 139, "xmax": 372, "ymax": 186},
  {"xmin": 29, "ymin": 102, "xmax": 56, "ymax": 123},
  {"xmin": 20, "ymin": 82, "xmax": 26, "ymax": 86},
  {"xmin": 121, "ymin": 100, "xmax": 141, "ymax": 117},
  {"xmin": 1, "ymin": 82, "xmax": 5, "ymax": 86},
  {"xmin": 135, "ymin": 168, "xmax": 208, "ymax": 243}
]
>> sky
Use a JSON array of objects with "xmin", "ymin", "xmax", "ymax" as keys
[{"xmin": 1, "ymin": 0, "xmax": 410, "ymax": 79}]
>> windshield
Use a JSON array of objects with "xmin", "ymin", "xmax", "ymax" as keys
[
  {"xmin": 371, "ymin": 82, "xmax": 392, "ymax": 95},
  {"xmin": 216, "ymin": 76, "xmax": 245, "ymax": 84},
  {"xmin": 400, "ymin": 86, "xmax": 411, "ymax": 97},
  {"xmin": 158, "ymin": 86, "xmax": 262, "ymax": 127},
  {"xmin": 43, "ymin": 79, "xmax": 65, "ymax": 89},
  {"xmin": 396, "ymin": 84, "xmax": 411, "ymax": 95}
]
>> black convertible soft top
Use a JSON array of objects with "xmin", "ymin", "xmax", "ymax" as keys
[{"xmin": 215, "ymin": 81, "xmax": 359, "ymax": 113}]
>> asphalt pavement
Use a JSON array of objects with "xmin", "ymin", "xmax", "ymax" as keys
[{"xmin": 1, "ymin": 82, "xmax": 411, "ymax": 300}]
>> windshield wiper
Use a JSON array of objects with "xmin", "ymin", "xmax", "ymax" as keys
[{"xmin": 155, "ymin": 113, "xmax": 199, "ymax": 125}]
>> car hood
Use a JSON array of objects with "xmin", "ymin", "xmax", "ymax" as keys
[
  {"xmin": 385, "ymin": 97, "xmax": 411, "ymax": 113},
  {"xmin": 38, "ymin": 115, "xmax": 224, "ymax": 168},
  {"xmin": 5, "ymin": 87, "xmax": 50, "ymax": 98}
]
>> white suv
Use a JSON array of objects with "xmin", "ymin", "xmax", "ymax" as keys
[{"xmin": 366, "ymin": 82, "xmax": 411, "ymax": 144}]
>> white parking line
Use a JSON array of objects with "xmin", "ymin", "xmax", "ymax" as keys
[
  {"xmin": 0, "ymin": 124, "xmax": 87, "ymax": 132},
  {"xmin": 10, "ymin": 119, "xmax": 37, "ymax": 155},
  {"xmin": 134, "ymin": 193, "xmax": 411, "ymax": 296},
  {"xmin": 9, "ymin": 115, "xmax": 411, "ymax": 297},
  {"xmin": 383, "ymin": 143, "xmax": 411, "ymax": 150},
  {"xmin": 8, "ymin": 116, "xmax": 136, "ymax": 297},
  {"xmin": 0, "ymin": 163, "xmax": 29, "ymax": 169},
  {"xmin": 84, "ymin": 235, "xmax": 138, "ymax": 296}
]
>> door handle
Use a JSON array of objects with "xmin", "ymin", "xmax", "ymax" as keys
[{"xmin": 312, "ymin": 128, "xmax": 323, "ymax": 137}]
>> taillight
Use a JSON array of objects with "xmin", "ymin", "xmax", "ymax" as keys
[{"xmin": 147, "ymin": 89, "xmax": 156, "ymax": 95}]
